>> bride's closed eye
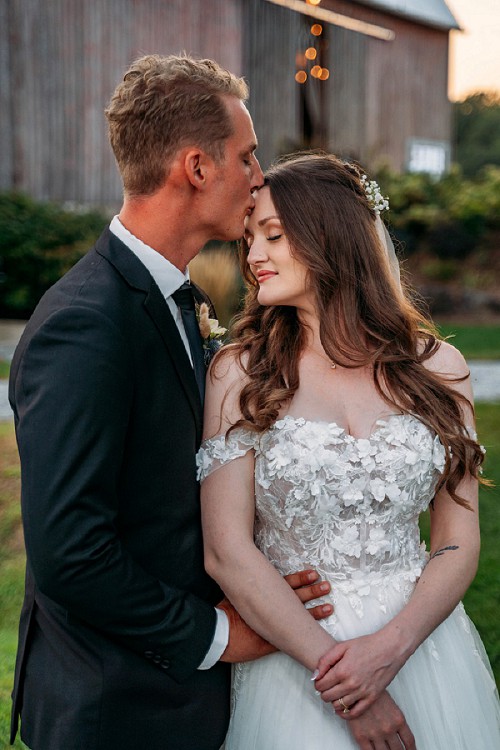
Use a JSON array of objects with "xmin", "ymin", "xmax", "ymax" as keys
[{"xmin": 267, "ymin": 234, "xmax": 283, "ymax": 242}]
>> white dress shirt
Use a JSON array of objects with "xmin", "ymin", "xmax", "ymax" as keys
[{"xmin": 109, "ymin": 216, "xmax": 229, "ymax": 669}]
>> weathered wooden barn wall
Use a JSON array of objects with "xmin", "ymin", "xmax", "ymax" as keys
[
  {"xmin": 242, "ymin": 2, "xmax": 367, "ymax": 170},
  {"xmin": 322, "ymin": 0, "xmax": 452, "ymax": 169},
  {"xmin": 1, "ymin": 0, "xmax": 244, "ymax": 205},
  {"xmin": 0, "ymin": 0, "xmax": 453, "ymax": 204},
  {"xmin": 243, "ymin": 1, "xmax": 302, "ymax": 170},
  {"xmin": 246, "ymin": 0, "xmax": 452, "ymax": 171},
  {"xmin": 0, "ymin": 0, "xmax": 12, "ymax": 192}
]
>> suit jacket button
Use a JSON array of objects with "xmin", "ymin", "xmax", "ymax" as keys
[
  {"xmin": 153, "ymin": 654, "xmax": 161, "ymax": 664},
  {"xmin": 144, "ymin": 651, "xmax": 154, "ymax": 659},
  {"xmin": 160, "ymin": 659, "xmax": 170, "ymax": 670}
]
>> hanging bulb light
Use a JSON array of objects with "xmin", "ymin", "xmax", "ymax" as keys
[
  {"xmin": 295, "ymin": 70, "xmax": 308, "ymax": 83},
  {"xmin": 310, "ymin": 24, "xmax": 323, "ymax": 36},
  {"xmin": 305, "ymin": 47, "xmax": 317, "ymax": 60}
]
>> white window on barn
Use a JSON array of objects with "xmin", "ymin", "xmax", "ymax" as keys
[{"xmin": 406, "ymin": 138, "xmax": 451, "ymax": 177}]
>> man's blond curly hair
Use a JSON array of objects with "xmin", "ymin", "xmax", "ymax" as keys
[{"xmin": 105, "ymin": 54, "xmax": 249, "ymax": 196}]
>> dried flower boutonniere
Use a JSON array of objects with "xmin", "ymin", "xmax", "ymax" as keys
[{"xmin": 197, "ymin": 302, "xmax": 227, "ymax": 366}]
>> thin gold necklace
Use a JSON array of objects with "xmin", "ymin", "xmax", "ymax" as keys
[{"xmin": 308, "ymin": 347, "xmax": 336, "ymax": 369}]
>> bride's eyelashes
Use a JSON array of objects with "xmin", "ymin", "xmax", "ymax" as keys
[{"xmin": 267, "ymin": 234, "xmax": 283, "ymax": 241}]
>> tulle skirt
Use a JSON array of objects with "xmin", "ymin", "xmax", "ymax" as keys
[{"xmin": 223, "ymin": 588, "xmax": 500, "ymax": 750}]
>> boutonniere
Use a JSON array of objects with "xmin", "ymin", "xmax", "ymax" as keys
[{"xmin": 196, "ymin": 302, "xmax": 227, "ymax": 366}]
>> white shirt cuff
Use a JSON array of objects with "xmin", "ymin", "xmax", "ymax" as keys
[{"xmin": 198, "ymin": 608, "xmax": 229, "ymax": 669}]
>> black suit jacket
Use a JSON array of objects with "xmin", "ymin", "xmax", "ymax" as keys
[{"xmin": 9, "ymin": 228, "xmax": 230, "ymax": 750}]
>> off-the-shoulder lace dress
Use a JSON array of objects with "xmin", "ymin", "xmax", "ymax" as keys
[{"xmin": 198, "ymin": 414, "xmax": 500, "ymax": 749}]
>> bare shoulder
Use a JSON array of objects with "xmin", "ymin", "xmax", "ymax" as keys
[
  {"xmin": 422, "ymin": 339, "xmax": 473, "ymax": 407},
  {"xmin": 209, "ymin": 344, "xmax": 248, "ymax": 379},
  {"xmin": 423, "ymin": 339, "xmax": 469, "ymax": 378},
  {"xmin": 203, "ymin": 346, "xmax": 249, "ymax": 438}
]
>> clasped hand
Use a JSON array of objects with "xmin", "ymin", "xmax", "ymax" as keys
[{"xmin": 314, "ymin": 631, "xmax": 405, "ymax": 719}]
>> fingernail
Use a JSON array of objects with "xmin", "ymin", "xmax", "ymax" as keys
[
  {"xmin": 319, "ymin": 582, "xmax": 330, "ymax": 592},
  {"xmin": 307, "ymin": 570, "xmax": 318, "ymax": 581},
  {"xmin": 310, "ymin": 669, "xmax": 320, "ymax": 681},
  {"xmin": 322, "ymin": 604, "xmax": 332, "ymax": 614}
]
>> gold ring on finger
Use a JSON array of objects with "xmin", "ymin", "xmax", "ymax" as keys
[{"xmin": 339, "ymin": 697, "xmax": 350, "ymax": 714}]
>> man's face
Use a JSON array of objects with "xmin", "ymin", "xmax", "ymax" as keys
[{"xmin": 208, "ymin": 97, "xmax": 264, "ymax": 241}]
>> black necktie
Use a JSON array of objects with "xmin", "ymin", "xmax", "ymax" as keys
[{"xmin": 172, "ymin": 283, "xmax": 205, "ymax": 402}]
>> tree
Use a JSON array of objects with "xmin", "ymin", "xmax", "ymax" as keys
[{"xmin": 453, "ymin": 93, "xmax": 500, "ymax": 177}]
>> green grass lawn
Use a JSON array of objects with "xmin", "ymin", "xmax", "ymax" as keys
[
  {"xmin": 419, "ymin": 401, "xmax": 500, "ymax": 683},
  {"xmin": 0, "ymin": 404, "xmax": 499, "ymax": 748},
  {"xmin": 0, "ymin": 423, "xmax": 26, "ymax": 749},
  {"xmin": 436, "ymin": 323, "xmax": 500, "ymax": 359}
]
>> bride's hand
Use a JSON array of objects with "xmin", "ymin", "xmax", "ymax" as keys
[
  {"xmin": 313, "ymin": 631, "xmax": 406, "ymax": 717},
  {"xmin": 346, "ymin": 690, "xmax": 416, "ymax": 750}
]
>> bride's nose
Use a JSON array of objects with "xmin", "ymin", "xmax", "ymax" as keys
[{"xmin": 247, "ymin": 240, "xmax": 268, "ymax": 266}]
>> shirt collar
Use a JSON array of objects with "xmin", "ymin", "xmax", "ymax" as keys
[{"xmin": 109, "ymin": 215, "xmax": 189, "ymax": 299}]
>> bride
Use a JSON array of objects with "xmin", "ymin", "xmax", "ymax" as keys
[{"xmin": 197, "ymin": 153, "xmax": 500, "ymax": 749}]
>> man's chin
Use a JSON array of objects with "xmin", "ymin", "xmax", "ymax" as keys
[{"xmin": 216, "ymin": 225, "xmax": 245, "ymax": 243}]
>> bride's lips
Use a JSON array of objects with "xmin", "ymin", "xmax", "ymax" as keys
[{"xmin": 257, "ymin": 270, "xmax": 278, "ymax": 283}]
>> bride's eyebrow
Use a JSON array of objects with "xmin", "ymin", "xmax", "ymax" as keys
[{"xmin": 258, "ymin": 215, "xmax": 281, "ymax": 227}]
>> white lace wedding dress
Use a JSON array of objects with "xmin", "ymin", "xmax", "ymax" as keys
[{"xmin": 197, "ymin": 414, "xmax": 500, "ymax": 749}]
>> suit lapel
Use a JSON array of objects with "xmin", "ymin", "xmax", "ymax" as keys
[
  {"xmin": 95, "ymin": 229, "xmax": 203, "ymax": 439},
  {"xmin": 143, "ymin": 286, "xmax": 203, "ymax": 434}
]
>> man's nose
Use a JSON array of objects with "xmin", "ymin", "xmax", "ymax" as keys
[{"xmin": 251, "ymin": 156, "xmax": 264, "ymax": 190}]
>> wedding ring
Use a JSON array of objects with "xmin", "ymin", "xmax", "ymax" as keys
[{"xmin": 339, "ymin": 697, "xmax": 350, "ymax": 714}]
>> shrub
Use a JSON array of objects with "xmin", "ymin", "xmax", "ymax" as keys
[
  {"xmin": 0, "ymin": 193, "xmax": 108, "ymax": 318},
  {"xmin": 376, "ymin": 166, "xmax": 500, "ymax": 261}
]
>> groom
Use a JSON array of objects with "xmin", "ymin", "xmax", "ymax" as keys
[{"xmin": 8, "ymin": 55, "xmax": 334, "ymax": 750}]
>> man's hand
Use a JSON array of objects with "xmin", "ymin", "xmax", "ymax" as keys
[
  {"xmin": 283, "ymin": 569, "xmax": 333, "ymax": 620},
  {"xmin": 343, "ymin": 691, "xmax": 416, "ymax": 750},
  {"xmin": 217, "ymin": 597, "xmax": 276, "ymax": 662},
  {"xmin": 218, "ymin": 569, "xmax": 333, "ymax": 662}
]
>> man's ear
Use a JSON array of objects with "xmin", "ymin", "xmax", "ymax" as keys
[{"xmin": 184, "ymin": 148, "xmax": 213, "ymax": 190}]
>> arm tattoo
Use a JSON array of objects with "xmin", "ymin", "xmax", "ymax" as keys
[{"xmin": 430, "ymin": 545, "xmax": 459, "ymax": 559}]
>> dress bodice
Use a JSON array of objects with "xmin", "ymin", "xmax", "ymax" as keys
[{"xmin": 197, "ymin": 414, "xmax": 446, "ymax": 617}]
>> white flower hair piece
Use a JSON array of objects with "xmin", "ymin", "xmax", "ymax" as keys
[{"xmin": 360, "ymin": 174, "xmax": 390, "ymax": 216}]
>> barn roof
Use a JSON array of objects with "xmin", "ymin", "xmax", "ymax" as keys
[{"xmin": 354, "ymin": 0, "xmax": 460, "ymax": 30}]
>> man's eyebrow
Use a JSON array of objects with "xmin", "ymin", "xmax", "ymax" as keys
[{"xmin": 245, "ymin": 141, "xmax": 258, "ymax": 154}]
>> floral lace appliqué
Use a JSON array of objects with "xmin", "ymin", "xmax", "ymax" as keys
[{"xmin": 197, "ymin": 414, "xmax": 445, "ymax": 624}]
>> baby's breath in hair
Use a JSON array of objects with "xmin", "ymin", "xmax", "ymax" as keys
[{"xmin": 360, "ymin": 175, "xmax": 389, "ymax": 215}]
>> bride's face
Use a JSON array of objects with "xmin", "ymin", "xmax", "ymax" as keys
[{"xmin": 244, "ymin": 187, "xmax": 312, "ymax": 310}]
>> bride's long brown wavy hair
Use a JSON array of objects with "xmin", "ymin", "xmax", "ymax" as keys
[{"xmin": 219, "ymin": 153, "xmax": 485, "ymax": 507}]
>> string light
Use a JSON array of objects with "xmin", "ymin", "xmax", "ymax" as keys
[
  {"xmin": 305, "ymin": 47, "xmax": 317, "ymax": 60},
  {"xmin": 319, "ymin": 67, "xmax": 330, "ymax": 80},
  {"xmin": 295, "ymin": 70, "xmax": 308, "ymax": 83},
  {"xmin": 311, "ymin": 23, "xmax": 323, "ymax": 35},
  {"xmin": 311, "ymin": 65, "xmax": 322, "ymax": 78},
  {"xmin": 306, "ymin": 0, "xmax": 321, "ymax": 5}
]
